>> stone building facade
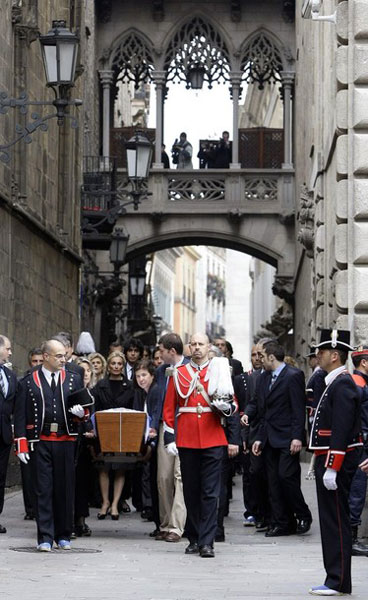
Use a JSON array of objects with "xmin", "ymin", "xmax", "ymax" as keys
[
  {"xmin": 294, "ymin": 0, "xmax": 368, "ymax": 358},
  {"xmin": 0, "ymin": 0, "xmax": 89, "ymax": 373}
]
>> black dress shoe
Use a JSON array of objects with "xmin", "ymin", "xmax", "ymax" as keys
[
  {"xmin": 296, "ymin": 518, "xmax": 312, "ymax": 534},
  {"xmin": 255, "ymin": 519, "xmax": 269, "ymax": 532},
  {"xmin": 0, "ymin": 524, "xmax": 7, "ymax": 534},
  {"xmin": 75, "ymin": 524, "xmax": 92, "ymax": 537},
  {"xmin": 185, "ymin": 542, "xmax": 199, "ymax": 555},
  {"xmin": 265, "ymin": 526, "xmax": 290, "ymax": 537},
  {"xmin": 199, "ymin": 544, "xmax": 215, "ymax": 558}
]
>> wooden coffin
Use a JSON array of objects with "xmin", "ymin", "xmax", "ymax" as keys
[{"xmin": 95, "ymin": 409, "xmax": 147, "ymax": 454}]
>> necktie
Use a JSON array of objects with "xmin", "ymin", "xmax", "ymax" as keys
[
  {"xmin": 51, "ymin": 373, "xmax": 56, "ymax": 393},
  {"xmin": 269, "ymin": 372, "xmax": 277, "ymax": 390},
  {"xmin": 0, "ymin": 367, "xmax": 6, "ymax": 397}
]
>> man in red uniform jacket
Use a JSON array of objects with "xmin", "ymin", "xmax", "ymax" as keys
[{"xmin": 163, "ymin": 332, "xmax": 237, "ymax": 558}]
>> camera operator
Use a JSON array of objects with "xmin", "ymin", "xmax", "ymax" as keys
[
  {"xmin": 197, "ymin": 141, "xmax": 216, "ymax": 169},
  {"xmin": 212, "ymin": 131, "xmax": 232, "ymax": 168},
  {"xmin": 171, "ymin": 132, "xmax": 193, "ymax": 169}
]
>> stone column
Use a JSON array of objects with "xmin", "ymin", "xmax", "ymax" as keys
[
  {"xmin": 230, "ymin": 71, "xmax": 242, "ymax": 169},
  {"xmin": 281, "ymin": 71, "xmax": 295, "ymax": 169},
  {"xmin": 99, "ymin": 70, "xmax": 114, "ymax": 157},
  {"xmin": 151, "ymin": 70, "xmax": 166, "ymax": 168}
]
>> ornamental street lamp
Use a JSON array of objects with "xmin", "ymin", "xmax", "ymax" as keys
[
  {"xmin": 125, "ymin": 131, "xmax": 153, "ymax": 209},
  {"xmin": 109, "ymin": 227, "xmax": 130, "ymax": 274},
  {"xmin": 186, "ymin": 64, "xmax": 206, "ymax": 89},
  {"xmin": 40, "ymin": 20, "xmax": 79, "ymax": 88},
  {"xmin": 0, "ymin": 20, "xmax": 82, "ymax": 163}
]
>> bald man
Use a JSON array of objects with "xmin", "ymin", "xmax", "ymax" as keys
[
  {"xmin": 163, "ymin": 333, "xmax": 237, "ymax": 557},
  {"xmin": 14, "ymin": 339, "xmax": 86, "ymax": 551}
]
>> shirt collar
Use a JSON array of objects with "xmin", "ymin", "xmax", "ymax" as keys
[
  {"xmin": 190, "ymin": 359, "xmax": 209, "ymax": 371},
  {"xmin": 42, "ymin": 366, "xmax": 60, "ymax": 380},
  {"xmin": 174, "ymin": 356, "xmax": 185, "ymax": 368},
  {"xmin": 271, "ymin": 362, "xmax": 286, "ymax": 377},
  {"xmin": 325, "ymin": 365, "xmax": 347, "ymax": 386}
]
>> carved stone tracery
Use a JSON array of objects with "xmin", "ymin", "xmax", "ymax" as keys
[
  {"xmin": 241, "ymin": 33, "xmax": 284, "ymax": 89},
  {"xmin": 254, "ymin": 300, "xmax": 293, "ymax": 342},
  {"xmin": 164, "ymin": 17, "xmax": 231, "ymax": 88},
  {"xmin": 297, "ymin": 184, "xmax": 315, "ymax": 257},
  {"xmin": 272, "ymin": 275, "xmax": 294, "ymax": 305},
  {"xmin": 168, "ymin": 175, "xmax": 226, "ymax": 202},
  {"xmin": 244, "ymin": 177, "xmax": 278, "ymax": 202},
  {"xmin": 111, "ymin": 33, "xmax": 154, "ymax": 89}
]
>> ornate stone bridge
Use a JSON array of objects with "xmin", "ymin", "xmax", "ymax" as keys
[{"xmin": 116, "ymin": 167, "xmax": 295, "ymax": 284}]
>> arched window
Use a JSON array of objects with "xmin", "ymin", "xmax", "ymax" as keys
[
  {"xmin": 111, "ymin": 32, "xmax": 154, "ymax": 89},
  {"xmin": 164, "ymin": 17, "xmax": 230, "ymax": 88},
  {"xmin": 240, "ymin": 33, "xmax": 284, "ymax": 90}
]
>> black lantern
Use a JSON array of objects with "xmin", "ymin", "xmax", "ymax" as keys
[
  {"xmin": 186, "ymin": 64, "xmax": 206, "ymax": 89},
  {"xmin": 39, "ymin": 20, "xmax": 79, "ymax": 88},
  {"xmin": 129, "ymin": 275, "xmax": 146, "ymax": 297},
  {"xmin": 109, "ymin": 227, "xmax": 129, "ymax": 272},
  {"xmin": 125, "ymin": 131, "xmax": 153, "ymax": 181}
]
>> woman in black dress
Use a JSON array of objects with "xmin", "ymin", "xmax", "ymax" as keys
[{"xmin": 92, "ymin": 351, "xmax": 133, "ymax": 519}]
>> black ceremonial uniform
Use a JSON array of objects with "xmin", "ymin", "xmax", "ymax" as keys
[
  {"xmin": 14, "ymin": 367, "xmax": 84, "ymax": 546},
  {"xmin": 309, "ymin": 367, "xmax": 362, "ymax": 594}
]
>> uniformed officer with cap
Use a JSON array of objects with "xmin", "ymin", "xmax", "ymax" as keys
[
  {"xmin": 309, "ymin": 329, "xmax": 362, "ymax": 597},
  {"xmin": 14, "ymin": 339, "xmax": 90, "ymax": 552}
]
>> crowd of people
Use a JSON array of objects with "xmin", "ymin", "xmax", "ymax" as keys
[{"xmin": 0, "ymin": 328, "xmax": 368, "ymax": 595}]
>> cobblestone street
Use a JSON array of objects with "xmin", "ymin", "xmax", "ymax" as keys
[{"xmin": 1, "ymin": 464, "xmax": 367, "ymax": 600}]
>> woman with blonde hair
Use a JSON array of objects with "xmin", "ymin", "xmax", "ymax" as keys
[
  {"xmin": 91, "ymin": 351, "xmax": 134, "ymax": 519},
  {"xmin": 88, "ymin": 352, "xmax": 107, "ymax": 387}
]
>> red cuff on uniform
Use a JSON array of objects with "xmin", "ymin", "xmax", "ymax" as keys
[
  {"xmin": 83, "ymin": 408, "xmax": 90, "ymax": 421},
  {"xmin": 324, "ymin": 450, "xmax": 345, "ymax": 471},
  {"xmin": 14, "ymin": 437, "xmax": 29, "ymax": 454}
]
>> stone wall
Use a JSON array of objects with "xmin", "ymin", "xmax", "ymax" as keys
[
  {"xmin": 295, "ymin": 0, "xmax": 368, "ymax": 350},
  {"xmin": 0, "ymin": 0, "xmax": 90, "ymax": 374}
]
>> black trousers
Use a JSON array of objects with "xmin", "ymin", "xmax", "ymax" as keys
[
  {"xmin": 249, "ymin": 452, "xmax": 270, "ymax": 522},
  {"xmin": 315, "ymin": 451, "xmax": 360, "ymax": 594},
  {"xmin": 75, "ymin": 440, "xmax": 94, "ymax": 521},
  {"xmin": 0, "ymin": 440, "xmax": 11, "ymax": 515},
  {"xmin": 31, "ymin": 440, "xmax": 76, "ymax": 545},
  {"xmin": 179, "ymin": 446, "xmax": 223, "ymax": 547},
  {"xmin": 217, "ymin": 447, "xmax": 230, "ymax": 536},
  {"xmin": 264, "ymin": 443, "xmax": 311, "ymax": 529},
  {"xmin": 20, "ymin": 459, "xmax": 36, "ymax": 517}
]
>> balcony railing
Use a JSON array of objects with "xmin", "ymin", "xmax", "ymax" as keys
[{"xmin": 116, "ymin": 167, "xmax": 294, "ymax": 217}]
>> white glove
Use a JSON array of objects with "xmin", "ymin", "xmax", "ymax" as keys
[
  {"xmin": 212, "ymin": 398, "xmax": 231, "ymax": 412},
  {"xmin": 323, "ymin": 468, "xmax": 338, "ymax": 490},
  {"xmin": 69, "ymin": 404, "xmax": 85, "ymax": 419},
  {"xmin": 18, "ymin": 452, "xmax": 30, "ymax": 465},
  {"xmin": 166, "ymin": 442, "xmax": 179, "ymax": 456}
]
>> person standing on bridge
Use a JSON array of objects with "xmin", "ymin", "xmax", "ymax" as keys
[{"xmin": 171, "ymin": 132, "xmax": 193, "ymax": 169}]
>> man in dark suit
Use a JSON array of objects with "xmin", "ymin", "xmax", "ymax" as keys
[
  {"xmin": 154, "ymin": 333, "xmax": 188, "ymax": 542},
  {"xmin": 123, "ymin": 337, "xmax": 144, "ymax": 381},
  {"xmin": 0, "ymin": 335, "xmax": 18, "ymax": 534},
  {"xmin": 252, "ymin": 339, "xmax": 312, "ymax": 537},
  {"xmin": 14, "ymin": 339, "xmax": 85, "ymax": 551},
  {"xmin": 214, "ymin": 337, "xmax": 243, "ymax": 377}
]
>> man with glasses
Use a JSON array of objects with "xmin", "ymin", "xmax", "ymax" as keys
[
  {"xmin": 14, "ymin": 339, "xmax": 86, "ymax": 552},
  {"xmin": 0, "ymin": 335, "xmax": 17, "ymax": 534}
]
